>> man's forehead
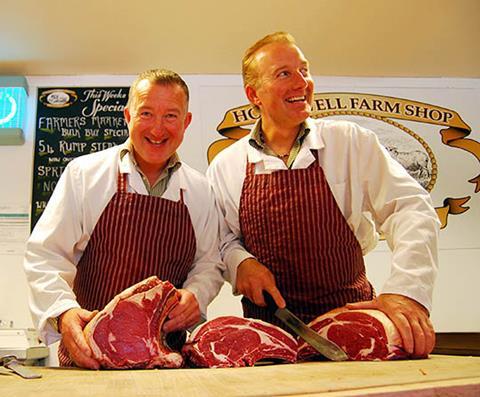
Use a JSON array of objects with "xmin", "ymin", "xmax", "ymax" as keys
[
  {"xmin": 255, "ymin": 42, "xmax": 308, "ymax": 69},
  {"xmin": 134, "ymin": 81, "xmax": 184, "ymax": 99}
]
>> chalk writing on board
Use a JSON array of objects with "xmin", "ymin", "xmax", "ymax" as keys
[{"xmin": 31, "ymin": 87, "xmax": 130, "ymax": 230}]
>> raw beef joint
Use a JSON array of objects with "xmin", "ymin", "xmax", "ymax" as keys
[
  {"xmin": 298, "ymin": 309, "xmax": 411, "ymax": 361},
  {"xmin": 182, "ymin": 316, "xmax": 297, "ymax": 368},
  {"xmin": 83, "ymin": 276, "xmax": 184, "ymax": 369}
]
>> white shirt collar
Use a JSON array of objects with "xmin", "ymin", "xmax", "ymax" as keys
[{"xmin": 246, "ymin": 117, "xmax": 324, "ymax": 170}]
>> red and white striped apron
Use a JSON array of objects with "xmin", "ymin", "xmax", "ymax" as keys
[
  {"xmin": 59, "ymin": 171, "xmax": 196, "ymax": 366},
  {"xmin": 239, "ymin": 151, "xmax": 373, "ymax": 331}
]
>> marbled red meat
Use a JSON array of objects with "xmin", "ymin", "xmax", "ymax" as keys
[
  {"xmin": 182, "ymin": 316, "xmax": 297, "ymax": 367},
  {"xmin": 298, "ymin": 309, "xmax": 410, "ymax": 361},
  {"xmin": 83, "ymin": 276, "xmax": 183, "ymax": 369}
]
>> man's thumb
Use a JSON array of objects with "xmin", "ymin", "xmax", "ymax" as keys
[{"xmin": 346, "ymin": 299, "xmax": 378, "ymax": 310}]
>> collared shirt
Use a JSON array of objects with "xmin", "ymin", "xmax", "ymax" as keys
[
  {"xmin": 25, "ymin": 140, "xmax": 225, "ymax": 345},
  {"xmin": 120, "ymin": 141, "xmax": 181, "ymax": 196},
  {"xmin": 207, "ymin": 117, "xmax": 440, "ymax": 312},
  {"xmin": 248, "ymin": 121, "xmax": 311, "ymax": 168}
]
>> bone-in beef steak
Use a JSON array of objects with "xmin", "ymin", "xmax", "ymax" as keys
[
  {"xmin": 83, "ymin": 276, "xmax": 183, "ymax": 369},
  {"xmin": 182, "ymin": 316, "xmax": 297, "ymax": 368},
  {"xmin": 298, "ymin": 309, "xmax": 411, "ymax": 361}
]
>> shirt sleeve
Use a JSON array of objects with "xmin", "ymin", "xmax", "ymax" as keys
[
  {"xmin": 358, "ymin": 127, "xmax": 440, "ymax": 312},
  {"xmin": 23, "ymin": 162, "xmax": 84, "ymax": 345},
  {"xmin": 206, "ymin": 151, "xmax": 255, "ymax": 294},
  {"xmin": 181, "ymin": 179, "xmax": 227, "ymax": 319}
]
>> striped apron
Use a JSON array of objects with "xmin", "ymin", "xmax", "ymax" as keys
[
  {"xmin": 239, "ymin": 151, "xmax": 373, "ymax": 332},
  {"xmin": 59, "ymin": 171, "xmax": 196, "ymax": 366}
]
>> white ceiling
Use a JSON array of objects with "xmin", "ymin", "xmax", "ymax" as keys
[{"xmin": 1, "ymin": 0, "xmax": 479, "ymax": 77}]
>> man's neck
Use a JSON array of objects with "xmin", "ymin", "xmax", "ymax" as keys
[
  {"xmin": 140, "ymin": 164, "xmax": 167, "ymax": 187},
  {"xmin": 130, "ymin": 150, "xmax": 168, "ymax": 187},
  {"xmin": 261, "ymin": 119, "xmax": 303, "ymax": 156}
]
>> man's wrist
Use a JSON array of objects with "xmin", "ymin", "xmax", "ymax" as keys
[
  {"xmin": 47, "ymin": 313, "xmax": 65, "ymax": 334},
  {"xmin": 47, "ymin": 316, "xmax": 60, "ymax": 333}
]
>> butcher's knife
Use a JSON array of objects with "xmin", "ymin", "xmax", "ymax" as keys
[{"xmin": 262, "ymin": 292, "xmax": 348, "ymax": 362}]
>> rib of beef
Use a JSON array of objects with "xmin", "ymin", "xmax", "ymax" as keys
[
  {"xmin": 182, "ymin": 316, "xmax": 297, "ymax": 368},
  {"xmin": 297, "ymin": 309, "xmax": 411, "ymax": 361},
  {"xmin": 83, "ymin": 276, "xmax": 184, "ymax": 369}
]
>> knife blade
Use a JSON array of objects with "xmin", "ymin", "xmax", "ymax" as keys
[
  {"xmin": 1, "ymin": 356, "xmax": 42, "ymax": 379},
  {"xmin": 262, "ymin": 292, "xmax": 348, "ymax": 362}
]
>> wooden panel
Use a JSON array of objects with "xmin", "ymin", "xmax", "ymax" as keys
[
  {"xmin": 433, "ymin": 333, "xmax": 480, "ymax": 356},
  {"xmin": 1, "ymin": 355, "xmax": 480, "ymax": 397}
]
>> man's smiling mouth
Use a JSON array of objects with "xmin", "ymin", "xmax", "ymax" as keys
[
  {"xmin": 286, "ymin": 96, "xmax": 306, "ymax": 103},
  {"xmin": 146, "ymin": 137, "xmax": 168, "ymax": 145}
]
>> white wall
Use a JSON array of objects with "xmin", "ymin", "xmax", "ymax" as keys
[{"xmin": 1, "ymin": 75, "xmax": 479, "ymax": 335}]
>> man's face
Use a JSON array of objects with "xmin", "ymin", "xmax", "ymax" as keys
[
  {"xmin": 124, "ymin": 80, "xmax": 192, "ymax": 173},
  {"xmin": 247, "ymin": 42, "xmax": 314, "ymax": 129}
]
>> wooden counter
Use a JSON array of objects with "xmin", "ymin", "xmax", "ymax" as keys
[{"xmin": 2, "ymin": 355, "xmax": 479, "ymax": 396}]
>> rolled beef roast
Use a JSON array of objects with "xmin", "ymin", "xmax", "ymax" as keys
[
  {"xmin": 298, "ymin": 308, "xmax": 411, "ymax": 361},
  {"xmin": 83, "ymin": 276, "xmax": 184, "ymax": 369},
  {"xmin": 182, "ymin": 316, "xmax": 298, "ymax": 368}
]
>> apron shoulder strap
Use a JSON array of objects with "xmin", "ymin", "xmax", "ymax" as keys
[{"xmin": 117, "ymin": 172, "xmax": 128, "ymax": 193}]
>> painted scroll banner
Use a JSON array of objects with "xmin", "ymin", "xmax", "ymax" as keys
[{"xmin": 209, "ymin": 92, "xmax": 480, "ymax": 229}]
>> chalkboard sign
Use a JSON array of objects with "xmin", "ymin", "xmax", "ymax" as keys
[{"xmin": 31, "ymin": 87, "xmax": 130, "ymax": 230}]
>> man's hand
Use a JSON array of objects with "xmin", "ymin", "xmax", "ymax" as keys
[
  {"xmin": 346, "ymin": 294, "xmax": 435, "ymax": 357},
  {"xmin": 59, "ymin": 308, "xmax": 100, "ymax": 369},
  {"xmin": 236, "ymin": 258, "xmax": 286, "ymax": 309},
  {"xmin": 163, "ymin": 289, "xmax": 200, "ymax": 333}
]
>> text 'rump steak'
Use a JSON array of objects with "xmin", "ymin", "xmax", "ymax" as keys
[
  {"xmin": 83, "ymin": 276, "xmax": 183, "ymax": 369},
  {"xmin": 182, "ymin": 316, "xmax": 298, "ymax": 368},
  {"xmin": 298, "ymin": 309, "xmax": 410, "ymax": 361}
]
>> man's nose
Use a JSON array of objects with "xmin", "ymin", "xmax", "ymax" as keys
[
  {"xmin": 151, "ymin": 116, "xmax": 165, "ymax": 133},
  {"xmin": 292, "ymin": 71, "xmax": 309, "ymax": 88}
]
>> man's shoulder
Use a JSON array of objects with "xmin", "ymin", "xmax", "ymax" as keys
[
  {"xmin": 66, "ymin": 144, "xmax": 121, "ymax": 174},
  {"xmin": 178, "ymin": 161, "xmax": 207, "ymax": 182},
  {"xmin": 311, "ymin": 118, "xmax": 374, "ymax": 140},
  {"xmin": 63, "ymin": 146, "xmax": 121, "ymax": 178},
  {"xmin": 208, "ymin": 135, "xmax": 249, "ymax": 168}
]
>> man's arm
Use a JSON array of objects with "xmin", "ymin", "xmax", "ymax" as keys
[
  {"xmin": 168, "ymin": 177, "xmax": 226, "ymax": 332},
  {"xmin": 206, "ymin": 156, "xmax": 286, "ymax": 309},
  {"xmin": 24, "ymin": 163, "xmax": 84, "ymax": 345},
  {"xmin": 355, "ymin": 126, "xmax": 440, "ymax": 356}
]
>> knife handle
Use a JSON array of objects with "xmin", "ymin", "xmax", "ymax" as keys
[{"xmin": 262, "ymin": 291, "xmax": 279, "ymax": 312}]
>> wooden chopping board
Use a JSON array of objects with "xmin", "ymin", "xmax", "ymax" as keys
[{"xmin": 2, "ymin": 354, "xmax": 480, "ymax": 397}]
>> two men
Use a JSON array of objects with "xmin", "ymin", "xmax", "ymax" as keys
[
  {"xmin": 25, "ymin": 32, "xmax": 440, "ymax": 368},
  {"xmin": 207, "ymin": 32, "xmax": 440, "ymax": 357},
  {"xmin": 24, "ymin": 69, "xmax": 225, "ymax": 368}
]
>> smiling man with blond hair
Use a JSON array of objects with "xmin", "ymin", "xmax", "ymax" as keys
[{"xmin": 208, "ymin": 32, "xmax": 440, "ymax": 358}]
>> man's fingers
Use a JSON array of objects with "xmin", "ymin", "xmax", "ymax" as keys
[
  {"xmin": 251, "ymin": 286, "xmax": 267, "ymax": 307},
  {"xmin": 72, "ymin": 328, "xmax": 93, "ymax": 356},
  {"xmin": 392, "ymin": 312, "xmax": 414, "ymax": 355},
  {"xmin": 72, "ymin": 352, "xmax": 100, "ymax": 370},
  {"xmin": 419, "ymin": 316, "xmax": 435, "ymax": 356},
  {"xmin": 63, "ymin": 332, "xmax": 99, "ymax": 369},
  {"xmin": 164, "ymin": 308, "xmax": 189, "ymax": 332},
  {"xmin": 163, "ymin": 289, "xmax": 200, "ymax": 333},
  {"xmin": 424, "ymin": 317, "xmax": 436, "ymax": 355},
  {"xmin": 60, "ymin": 308, "xmax": 100, "ymax": 369},
  {"xmin": 265, "ymin": 286, "xmax": 285, "ymax": 309},
  {"xmin": 409, "ymin": 318, "xmax": 426, "ymax": 357}
]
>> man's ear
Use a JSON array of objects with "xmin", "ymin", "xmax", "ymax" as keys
[
  {"xmin": 245, "ymin": 85, "xmax": 261, "ymax": 108},
  {"xmin": 183, "ymin": 112, "xmax": 192, "ymax": 131},
  {"xmin": 124, "ymin": 106, "xmax": 131, "ymax": 123}
]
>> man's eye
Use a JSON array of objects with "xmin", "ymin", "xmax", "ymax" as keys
[
  {"xmin": 300, "ymin": 68, "xmax": 310, "ymax": 77},
  {"xmin": 278, "ymin": 71, "xmax": 289, "ymax": 78},
  {"xmin": 165, "ymin": 114, "xmax": 178, "ymax": 120},
  {"xmin": 140, "ymin": 111, "xmax": 152, "ymax": 118}
]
